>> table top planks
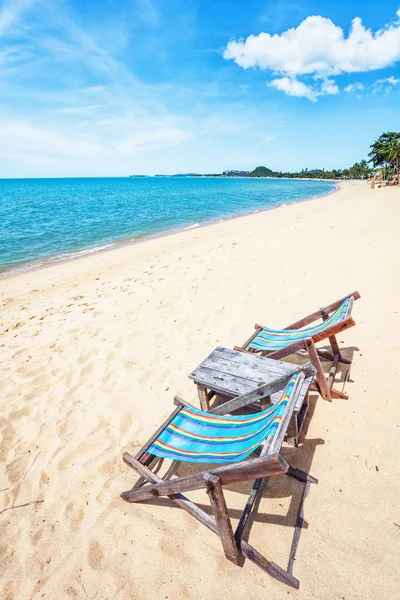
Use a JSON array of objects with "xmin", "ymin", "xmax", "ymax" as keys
[{"xmin": 189, "ymin": 346, "xmax": 301, "ymax": 397}]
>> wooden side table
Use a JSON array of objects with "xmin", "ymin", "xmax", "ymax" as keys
[{"xmin": 189, "ymin": 346, "xmax": 313, "ymax": 446}]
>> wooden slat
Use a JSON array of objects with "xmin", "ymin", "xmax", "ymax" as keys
[
  {"xmin": 327, "ymin": 353, "xmax": 340, "ymax": 391},
  {"xmin": 197, "ymin": 385, "xmax": 210, "ymax": 411},
  {"xmin": 132, "ymin": 456, "xmax": 162, "ymax": 490},
  {"xmin": 235, "ymin": 477, "xmax": 265, "ymax": 543},
  {"xmin": 316, "ymin": 348, "xmax": 335, "ymax": 362},
  {"xmin": 270, "ymin": 375, "xmax": 313, "ymax": 413},
  {"xmin": 287, "ymin": 481, "xmax": 311, "ymax": 575},
  {"xmin": 286, "ymin": 465, "xmax": 318, "ymax": 484},
  {"xmin": 234, "ymin": 434, "xmax": 273, "ymax": 542},
  {"xmin": 204, "ymin": 474, "xmax": 241, "ymax": 564},
  {"xmin": 189, "ymin": 347, "xmax": 296, "ymax": 392},
  {"xmin": 264, "ymin": 372, "xmax": 305, "ymax": 455},
  {"xmin": 193, "ymin": 355, "xmax": 288, "ymax": 385},
  {"xmin": 209, "ymin": 372, "xmax": 296, "ymax": 415},
  {"xmin": 121, "ymin": 453, "xmax": 219, "ymax": 534},
  {"xmin": 238, "ymin": 327, "xmax": 263, "ymax": 351},
  {"xmin": 191, "ymin": 365, "xmax": 252, "ymax": 396},
  {"xmin": 121, "ymin": 453, "xmax": 288, "ymax": 502},
  {"xmin": 344, "ymin": 295, "xmax": 355, "ymax": 320},
  {"xmin": 189, "ymin": 347, "xmax": 302, "ymax": 397},
  {"xmin": 210, "ymin": 347, "xmax": 295, "ymax": 374},
  {"xmin": 306, "ymin": 318, "xmax": 355, "ymax": 345},
  {"xmin": 240, "ymin": 541, "xmax": 300, "ymax": 589},
  {"xmin": 283, "ymin": 291, "xmax": 360, "ymax": 330},
  {"xmin": 329, "ymin": 334, "xmax": 341, "ymax": 356},
  {"xmin": 173, "ymin": 396, "xmax": 199, "ymax": 410}
]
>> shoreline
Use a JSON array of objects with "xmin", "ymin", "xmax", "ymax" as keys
[{"xmin": 0, "ymin": 181, "xmax": 339, "ymax": 280}]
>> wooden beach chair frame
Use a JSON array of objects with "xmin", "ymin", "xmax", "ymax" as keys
[
  {"xmin": 235, "ymin": 291, "xmax": 361, "ymax": 401},
  {"xmin": 121, "ymin": 365, "xmax": 317, "ymax": 589}
]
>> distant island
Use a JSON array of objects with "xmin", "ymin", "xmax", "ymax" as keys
[
  {"xmin": 129, "ymin": 132, "xmax": 400, "ymax": 182},
  {"xmin": 130, "ymin": 163, "xmax": 371, "ymax": 180}
]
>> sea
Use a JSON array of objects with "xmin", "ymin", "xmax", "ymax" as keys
[{"xmin": 0, "ymin": 177, "xmax": 337, "ymax": 276}]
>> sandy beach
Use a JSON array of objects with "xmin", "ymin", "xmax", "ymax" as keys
[{"xmin": 1, "ymin": 180, "xmax": 399, "ymax": 600}]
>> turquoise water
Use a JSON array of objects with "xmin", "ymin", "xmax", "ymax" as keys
[{"xmin": 0, "ymin": 177, "xmax": 336, "ymax": 275}]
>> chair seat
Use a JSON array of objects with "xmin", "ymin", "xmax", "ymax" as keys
[
  {"xmin": 148, "ymin": 375, "xmax": 299, "ymax": 463},
  {"xmin": 247, "ymin": 298, "xmax": 350, "ymax": 352}
]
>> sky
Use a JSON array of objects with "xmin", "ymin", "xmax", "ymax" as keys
[{"xmin": 1, "ymin": 0, "xmax": 400, "ymax": 177}]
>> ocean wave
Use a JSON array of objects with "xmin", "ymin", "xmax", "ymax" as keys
[
  {"xmin": 0, "ymin": 242, "xmax": 118, "ymax": 278},
  {"xmin": 184, "ymin": 223, "xmax": 200, "ymax": 230},
  {"xmin": 57, "ymin": 243, "xmax": 116, "ymax": 260}
]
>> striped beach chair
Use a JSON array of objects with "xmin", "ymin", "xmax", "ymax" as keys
[
  {"xmin": 235, "ymin": 292, "xmax": 360, "ymax": 401},
  {"xmin": 121, "ymin": 366, "xmax": 317, "ymax": 589}
]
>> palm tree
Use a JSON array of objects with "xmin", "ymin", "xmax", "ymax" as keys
[
  {"xmin": 387, "ymin": 139, "xmax": 400, "ymax": 177},
  {"xmin": 369, "ymin": 132, "xmax": 400, "ymax": 180}
]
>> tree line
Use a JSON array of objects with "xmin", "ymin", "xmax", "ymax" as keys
[{"xmin": 227, "ymin": 132, "xmax": 400, "ymax": 180}]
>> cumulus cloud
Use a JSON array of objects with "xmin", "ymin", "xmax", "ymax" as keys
[
  {"xmin": 320, "ymin": 78, "xmax": 339, "ymax": 95},
  {"xmin": 269, "ymin": 77, "xmax": 317, "ymax": 100},
  {"xmin": 344, "ymin": 82, "xmax": 364, "ymax": 93},
  {"xmin": 269, "ymin": 76, "xmax": 338, "ymax": 101},
  {"xmin": 224, "ymin": 10, "xmax": 400, "ymax": 77}
]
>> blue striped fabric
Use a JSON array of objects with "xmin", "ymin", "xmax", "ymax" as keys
[
  {"xmin": 148, "ymin": 374, "xmax": 299, "ymax": 464},
  {"xmin": 247, "ymin": 298, "xmax": 351, "ymax": 352}
]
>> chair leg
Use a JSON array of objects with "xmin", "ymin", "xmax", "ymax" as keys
[
  {"xmin": 286, "ymin": 414, "xmax": 299, "ymax": 448},
  {"xmin": 197, "ymin": 385, "xmax": 210, "ymax": 411},
  {"xmin": 304, "ymin": 338, "xmax": 332, "ymax": 401},
  {"xmin": 329, "ymin": 334, "xmax": 352, "ymax": 364},
  {"xmin": 330, "ymin": 388, "xmax": 349, "ymax": 400},
  {"xmin": 204, "ymin": 473, "xmax": 241, "ymax": 565},
  {"xmin": 132, "ymin": 455, "xmax": 162, "ymax": 489},
  {"xmin": 316, "ymin": 348, "xmax": 335, "ymax": 362},
  {"xmin": 241, "ymin": 541, "xmax": 300, "ymax": 589},
  {"xmin": 286, "ymin": 464, "xmax": 318, "ymax": 485},
  {"xmin": 329, "ymin": 334, "xmax": 341, "ymax": 356}
]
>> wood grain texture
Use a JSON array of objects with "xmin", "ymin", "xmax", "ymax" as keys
[
  {"xmin": 121, "ymin": 453, "xmax": 288, "ymax": 502},
  {"xmin": 204, "ymin": 473, "xmax": 240, "ymax": 564},
  {"xmin": 189, "ymin": 346, "xmax": 300, "ymax": 397}
]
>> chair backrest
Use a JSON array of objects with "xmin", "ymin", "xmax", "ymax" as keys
[{"xmin": 147, "ymin": 366, "xmax": 314, "ymax": 464}]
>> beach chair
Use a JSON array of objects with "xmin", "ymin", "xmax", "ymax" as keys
[
  {"xmin": 121, "ymin": 366, "xmax": 317, "ymax": 589},
  {"xmin": 235, "ymin": 292, "xmax": 360, "ymax": 401}
]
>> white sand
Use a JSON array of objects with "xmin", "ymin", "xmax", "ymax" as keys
[{"xmin": 1, "ymin": 181, "xmax": 399, "ymax": 599}]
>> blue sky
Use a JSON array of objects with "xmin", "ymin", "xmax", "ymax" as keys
[{"xmin": 1, "ymin": 0, "xmax": 400, "ymax": 176}]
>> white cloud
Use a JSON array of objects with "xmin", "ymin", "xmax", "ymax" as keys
[
  {"xmin": 269, "ymin": 77, "xmax": 317, "ymax": 101},
  {"xmin": 344, "ymin": 82, "xmax": 364, "ymax": 93},
  {"xmin": 373, "ymin": 75, "xmax": 400, "ymax": 92},
  {"xmin": 320, "ymin": 78, "xmax": 339, "ymax": 95},
  {"xmin": 269, "ymin": 76, "xmax": 338, "ymax": 101},
  {"xmin": 224, "ymin": 10, "xmax": 400, "ymax": 77}
]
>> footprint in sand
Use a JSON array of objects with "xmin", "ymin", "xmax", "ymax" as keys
[
  {"xmin": 119, "ymin": 412, "xmax": 133, "ymax": 436},
  {"xmin": 138, "ymin": 371, "xmax": 152, "ymax": 386},
  {"xmin": 65, "ymin": 501, "xmax": 85, "ymax": 531},
  {"xmin": 80, "ymin": 362, "xmax": 95, "ymax": 377},
  {"xmin": 6, "ymin": 455, "xmax": 28, "ymax": 484},
  {"xmin": 78, "ymin": 349, "xmax": 97, "ymax": 364},
  {"xmin": 88, "ymin": 541, "xmax": 104, "ymax": 571}
]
